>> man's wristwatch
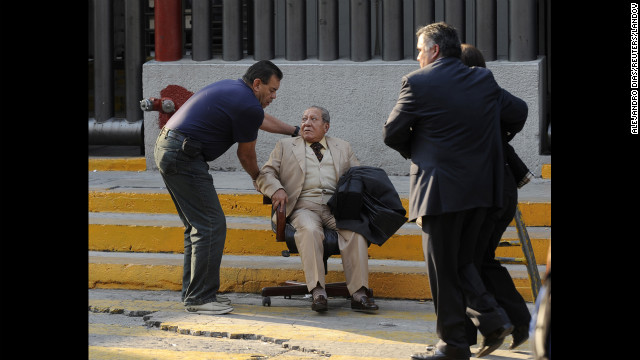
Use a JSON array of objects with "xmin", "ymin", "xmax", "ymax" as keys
[{"xmin": 291, "ymin": 125, "xmax": 300, "ymax": 137}]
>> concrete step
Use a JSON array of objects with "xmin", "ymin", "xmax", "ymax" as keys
[
  {"xmin": 88, "ymin": 170, "xmax": 550, "ymax": 303},
  {"xmin": 89, "ymin": 212, "xmax": 551, "ymax": 263},
  {"xmin": 89, "ymin": 191, "xmax": 551, "ymax": 227},
  {"xmin": 89, "ymin": 251, "xmax": 544, "ymax": 302},
  {"xmin": 88, "ymin": 170, "xmax": 551, "ymax": 227}
]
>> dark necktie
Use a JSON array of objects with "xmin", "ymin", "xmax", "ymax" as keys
[{"xmin": 310, "ymin": 142, "xmax": 324, "ymax": 162}]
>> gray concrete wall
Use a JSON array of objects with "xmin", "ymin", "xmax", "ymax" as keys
[{"xmin": 143, "ymin": 57, "xmax": 550, "ymax": 176}]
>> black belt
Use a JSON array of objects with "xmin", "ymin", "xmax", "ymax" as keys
[{"xmin": 163, "ymin": 128, "xmax": 186, "ymax": 142}]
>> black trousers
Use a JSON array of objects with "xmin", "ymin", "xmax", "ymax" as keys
[
  {"xmin": 476, "ymin": 166, "xmax": 531, "ymax": 327},
  {"xmin": 422, "ymin": 207, "xmax": 510, "ymax": 357}
]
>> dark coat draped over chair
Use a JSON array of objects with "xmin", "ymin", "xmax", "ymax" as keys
[{"xmin": 327, "ymin": 166, "xmax": 407, "ymax": 246}]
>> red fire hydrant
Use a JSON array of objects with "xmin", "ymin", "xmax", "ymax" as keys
[
  {"xmin": 139, "ymin": 97, "xmax": 175, "ymax": 113},
  {"xmin": 142, "ymin": 85, "xmax": 194, "ymax": 128}
]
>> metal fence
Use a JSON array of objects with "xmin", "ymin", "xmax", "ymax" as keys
[{"xmin": 88, "ymin": 0, "xmax": 550, "ymax": 151}]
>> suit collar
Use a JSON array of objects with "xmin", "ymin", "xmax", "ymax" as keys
[{"xmin": 292, "ymin": 136, "xmax": 342, "ymax": 174}]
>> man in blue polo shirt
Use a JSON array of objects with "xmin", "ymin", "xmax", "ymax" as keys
[{"xmin": 154, "ymin": 60, "xmax": 300, "ymax": 315}]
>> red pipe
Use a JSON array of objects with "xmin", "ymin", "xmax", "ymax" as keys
[{"xmin": 154, "ymin": 0, "xmax": 182, "ymax": 61}]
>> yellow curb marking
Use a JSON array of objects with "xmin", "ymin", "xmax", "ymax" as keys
[
  {"xmin": 89, "ymin": 192, "xmax": 550, "ymax": 226},
  {"xmin": 89, "ymin": 157, "xmax": 146, "ymax": 172}
]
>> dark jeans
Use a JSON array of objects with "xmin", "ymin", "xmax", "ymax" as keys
[{"xmin": 154, "ymin": 130, "xmax": 227, "ymax": 306}]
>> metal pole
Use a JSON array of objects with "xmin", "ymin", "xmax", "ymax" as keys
[
  {"xmin": 350, "ymin": 0, "xmax": 371, "ymax": 61},
  {"xmin": 94, "ymin": 0, "xmax": 114, "ymax": 123},
  {"xmin": 509, "ymin": 0, "xmax": 537, "ymax": 61},
  {"xmin": 254, "ymin": 0, "xmax": 275, "ymax": 60},
  {"xmin": 285, "ymin": 0, "xmax": 306, "ymax": 60},
  {"xmin": 125, "ymin": 0, "xmax": 144, "ymax": 124},
  {"xmin": 444, "ymin": 0, "xmax": 464, "ymax": 43},
  {"xmin": 381, "ymin": 0, "xmax": 403, "ymax": 61},
  {"xmin": 155, "ymin": 0, "xmax": 183, "ymax": 61},
  {"xmin": 475, "ymin": 0, "xmax": 496, "ymax": 61},
  {"xmin": 514, "ymin": 206, "xmax": 542, "ymax": 300},
  {"xmin": 192, "ymin": 0, "xmax": 212, "ymax": 61},
  {"xmin": 317, "ymin": 0, "xmax": 338, "ymax": 60},
  {"xmin": 223, "ymin": 0, "xmax": 243, "ymax": 60},
  {"xmin": 414, "ymin": 0, "xmax": 435, "ymax": 28},
  {"xmin": 413, "ymin": 0, "xmax": 435, "ymax": 59},
  {"xmin": 89, "ymin": 118, "xmax": 143, "ymax": 146}
]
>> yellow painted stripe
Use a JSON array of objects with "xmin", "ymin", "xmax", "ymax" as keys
[
  {"xmin": 510, "ymin": 202, "xmax": 551, "ymax": 227},
  {"xmin": 89, "ymin": 262, "xmax": 537, "ymax": 302},
  {"xmin": 89, "ymin": 263, "xmax": 183, "ymax": 291},
  {"xmin": 89, "ymin": 157, "xmax": 146, "ymax": 172},
  {"xmin": 89, "ymin": 192, "xmax": 272, "ymax": 217},
  {"xmin": 541, "ymin": 164, "xmax": 551, "ymax": 179},
  {"xmin": 89, "ymin": 225, "xmax": 277, "ymax": 255},
  {"xmin": 89, "ymin": 223, "xmax": 550, "ymax": 262},
  {"xmin": 89, "ymin": 192, "xmax": 183, "ymax": 214},
  {"xmin": 89, "ymin": 191, "xmax": 550, "ymax": 226}
]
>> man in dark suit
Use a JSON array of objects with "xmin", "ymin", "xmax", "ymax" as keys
[
  {"xmin": 461, "ymin": 43, "xmax": 532, "ymax": 352},
  {"xmin": 383, "ymin": 22, "xmax": 528, "ymax": 360}
]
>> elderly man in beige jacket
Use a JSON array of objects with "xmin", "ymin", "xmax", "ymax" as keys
[{"xmin": 256, "ymin": 105, "xmax": 378, "ymax": 313}]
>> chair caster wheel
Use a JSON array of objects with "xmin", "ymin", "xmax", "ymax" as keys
[{"xmin": 262, "ymin": 296, "xmax": 271, "ymax": 306}]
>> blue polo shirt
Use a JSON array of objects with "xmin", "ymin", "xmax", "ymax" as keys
[{"xmin": 165, "ymin": 79, "xmax": 264, "ymax": 161}]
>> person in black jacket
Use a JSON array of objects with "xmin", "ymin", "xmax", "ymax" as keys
[
  {"xmin": 384, "ymin": 23, "xmax": 528, "ymax": 360},
  {"xmin": 460, "ymin": 43, "xmax": 532, "ymax": 351},
  {"xmin": 328, "ymin": 166, "xmax": 407, "ymax": 247}
]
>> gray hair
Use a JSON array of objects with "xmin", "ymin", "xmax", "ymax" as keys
[
  {"xmin": 416, "ymin": 22, "xmax": 461, "ymax": 58},
  {"xmin": 309, "ymin": 105, "xmax": 330, "ymax": 123}
]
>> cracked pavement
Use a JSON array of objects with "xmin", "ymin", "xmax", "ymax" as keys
[{"xmin": 89, "ymin": 289, "xmax": 535, "ymax": 359}]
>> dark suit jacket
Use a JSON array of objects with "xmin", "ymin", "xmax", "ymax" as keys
[
  {"xmin": 327, "ymin": 166, "xmax": 407, "ymax": 246},
  {"xmin": 383, "ymin": 56, "xmax": 528, "ymax": 221}
]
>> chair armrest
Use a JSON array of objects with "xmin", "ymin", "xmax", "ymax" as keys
[{"xmin": 276, "ymin": 202, "xmax": 286, "ymax": 242}]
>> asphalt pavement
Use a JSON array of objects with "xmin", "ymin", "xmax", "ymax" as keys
[{"xmin": 89, "ymin": 288, "xmax": 537, "ymax": 360}]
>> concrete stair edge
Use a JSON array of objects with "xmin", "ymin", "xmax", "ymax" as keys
[
  {"xmin": 88, "ymin": 169, "xmax": 550, "ymax": 302},
  {"xmin": 89, "ymin": 211, "xmax": 551, "ymax": 262},
  {"xmin": 88, "ymin": 251, "xmax": 544, "ymax": 302}
]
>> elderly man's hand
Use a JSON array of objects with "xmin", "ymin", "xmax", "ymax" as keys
[{"xmin": 271, "ymin": 188, "xmax": 288, "ymax": 212}]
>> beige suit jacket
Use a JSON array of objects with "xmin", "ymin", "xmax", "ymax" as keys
[{"xmin": 257, "ymin": 135, "xmax": 360, "ymax": 218}]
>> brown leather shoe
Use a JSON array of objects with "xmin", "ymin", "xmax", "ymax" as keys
[
  {"xmin": 351, "ymin": 295, "xmax": 379, "ymax": 311},
  {"xmin": 311, "ymin": 295, "xmax": 328, "ymax": 312}
]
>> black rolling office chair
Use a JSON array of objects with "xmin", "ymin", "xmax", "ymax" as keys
[{"xmin": 259, "ymin": 198, "xmax": 372, "ymax": 306}]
